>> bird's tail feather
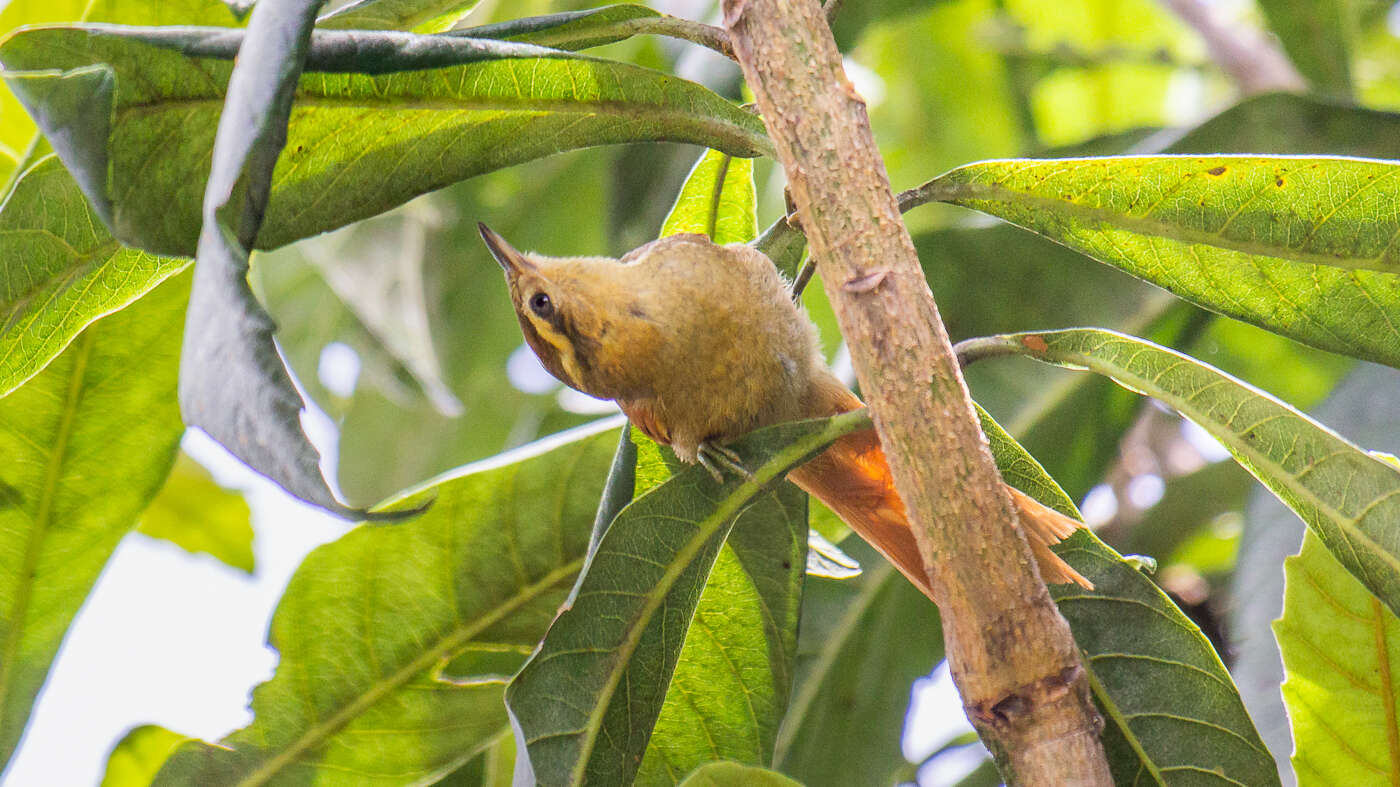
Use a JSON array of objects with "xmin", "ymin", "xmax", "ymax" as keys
[{"xmin": 787, "ymin": 422, "xmax": 1093, "ymax": 597}]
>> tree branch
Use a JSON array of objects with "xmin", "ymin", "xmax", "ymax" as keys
[
  {"xmin": 1158, "ymin": 0, "xmax": 1304, "ymax": 95},
  {"xmin": 721, "ymin": 1, "xmax": 1112, "ymax": 783}
]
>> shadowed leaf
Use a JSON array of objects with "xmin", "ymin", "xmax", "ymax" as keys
[
  {"xmin": 507, "ymin": 412, "xmax": 870, "ymax": 787},
  {"xmin": 978, "ymin": 407, "xmax": 1280, "ymax": 786}
]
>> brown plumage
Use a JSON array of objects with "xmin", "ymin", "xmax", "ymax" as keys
[{"xmin": 480, "ymin": 226, "xmax": 1091, "ymax": 598}]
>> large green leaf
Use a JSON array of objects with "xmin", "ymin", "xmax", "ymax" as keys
[
  {"xmin": 661, "ymin": 148, "xmax": 758, "ymax": 244},
  {"xmin": 137, "ymin": 452, "xmax": 255, "ymax": 574},
  {"xmin": 0, "ymin": 157, "xmax": 188, "ymax": 397},
  {"xmin": 773, "ymin": 548, "xmax": 942, "ymax": 787},
  {"xmin": 632, "ymin": 437, "xmax": 808, "ymax": 784},
  {"xmin": 0, "ymin": 271, "xmax": 188, "ymax": 772},
  {"xmin": 960, "ymin": 328, "xmax": 1400, "ymax": 622},
  {"xmin": 978, "ymin": 408, "xmax": 1280, "ymax": 785},
  {"xmin": 506, "ymin": 412, "xmax": 870, "ymax": 787},
  {"xmin": 1276, "ymin": 532, "xmax": 1400, "ymax": 782},
  {"xmin": 1255, "ymin": 0, "xmax": 1354, "ymax": 97},
  {"xmin": 151, "ymin": 419, "xmax": 622, "ymax": 786},
  {"xmin": 922, "ymin": 155, "xmax": 1400, "ymax": 368},
  {"xmin": 0, "ymin": 25, "xmax": 770, "ymax": 258}
]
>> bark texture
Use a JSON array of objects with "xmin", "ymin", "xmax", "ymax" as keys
[{"xmin": 721, "ymin": 0, "xmax": 1112, "ymax": 782}]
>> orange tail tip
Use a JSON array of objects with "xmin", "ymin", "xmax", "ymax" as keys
[
  {"xmin": 787, "ymin": 430, "xmax": 1094, "ymax": 598},
  {"xmin": 1009, "ymin": 488, "xmax": 1094, "ymax": 590}
]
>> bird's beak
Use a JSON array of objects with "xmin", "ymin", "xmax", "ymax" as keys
[{"xmin": 478, "ymin": 223, "xmax": 535, "ymax": 278}]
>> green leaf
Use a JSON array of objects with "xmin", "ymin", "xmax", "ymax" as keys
[
  {"xmin": 978, "ymin": 407, "xmax": 1280, "ymax": 785},
  {"xmin": 151, "ymin": 419, "xmax": 622, "ymax": 786},
  {"xmin": 317, "ymin": 0, "xmax": 479, "ymax": 32},
  {"xmin": 137, "ymin": 452, "xmax": 255, "ymax": 574},
  {"xmin": 633, "ymin": 436, "xmax": 808, "ymax": 784},
  {"xmin": 661, "ymin": 149, "xmax": 758, "ymax": 244},
  {"xmin": 962, "ymin": 328, "xmax": 1400, "ymax": 622},
  {"xmin": 101, "ymin": 725, "xmax": 192, "ymax": 787},
  {"xmin": 0, "ymin": 271, "xmax": 188, "ymax": 771},
  {"xmin": 452, "ymin": 5, "xmax": 663, "ymax": 51},
  {"xmin": 0, "ymin": 157, "xmax": 188, "ymax": 397},
  {"xmin": 926, "ymin": 155, "xmax": 1400, "ymax": 368},
  {"xmin": 0, "ymin": 25, "xmax": 770, "ymax": 258},
  {"xmin": 678, "ymin": 761, "xmax": 803, "ymax": 787},
  {"xmin": 1255, "ymin": 0, "xmax": 1354, "ymax": 97},
  {"xmin": 774, "ymin": 549, "xmax": 941, "ymax": 787},
  {"xmin": 506, "ymin": 411, "xmax": 870, "ymax": 787},
  {"xmin": 1276, "ymin": 531, "xmax": 1400, "ymax": 782},
  {"xmin": 1165, "ymin": 93, "xmax": 1400, "ymax": 160}
]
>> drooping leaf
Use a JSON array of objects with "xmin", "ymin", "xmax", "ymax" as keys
[
  {"xmin": 922, "ymin": 155, "xmax": 1400, "ymax": 369},
  {"xmin": 0, "ymin": 272, "xmax": 188, "ymax": 771},
  {"xmin": 661, "ymin": 149, "xmax": 758, "ymax": 244},
  {"xmin": 1255, "ymin": 0, "xmax": 1354, "ymax": 97},
  {"xmin": 506, "ymin": 412, "xmax": 870, "ymax": 787},
  {"xmin": 678, "ymin": 761, "xmax": 804, "ymax": 787},
  {"xmin": 151, "ymin": 419, "xmax": 622, "ymax": 785},
  {"xmin": 137, "ymin": 451, "xmax": 255, "ymax": 574},
  {"xmin": 0, "ymin": 25, "xmax": 770, "ymax": 258},
  {"xmin": 174, "ymin": 0, "xmax": 381, "ymax": 522},
  {"xmin": 962, "ymin": 328, "xmax": 1400, "ymax": 622},
  {"xmin": 101, "ymin": 725, "xmax": 192, "ymax": 787},
  {"xmin": 774, "ymin": 549, "xmax": 941, "ymax": 787},
  {"xmin": 0, "ymin": 157, "xmax": 188, "ymax": 397},
  {"xmin": 1276, "ymin": 532, "xmax": 1400, "ymax": 783},
  {"xmin": 978, "ymin": 407, "xmax": 1280, "ymax": 785}
]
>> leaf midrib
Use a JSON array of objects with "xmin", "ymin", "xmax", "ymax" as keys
[
  {"xmin": 935, "ymin": 177, "xmax": 1400, "ymax": 274},
  {"xmin": 0, "ymin": 328, "xmax": 93, "ymax": 722},
  {"xmin": 234, "ymin": 557, "xmax": 585, "ymax": 787}
]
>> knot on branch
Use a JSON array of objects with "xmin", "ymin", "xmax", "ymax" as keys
[{"xmin": 967, "ymin": 664, "xmax": 1095, "ymax": 731}]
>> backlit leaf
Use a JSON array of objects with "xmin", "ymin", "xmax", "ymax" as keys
[
  {"xmin": 1276, "ymin": 532, "xmax": 1400, "ymax": 783},
  {"xmin": 924, "ymin": 155, "xmax": 1400, "ymax": 368}
]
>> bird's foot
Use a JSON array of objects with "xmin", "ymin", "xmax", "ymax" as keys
[{"xmin": 697, "ymin": 441, "xmax": 754, "ymax": 484}]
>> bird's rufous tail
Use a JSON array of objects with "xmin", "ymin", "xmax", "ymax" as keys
[{"xmin": 787, "ymin": 385, "xmax": 1092, "ymax": 598}]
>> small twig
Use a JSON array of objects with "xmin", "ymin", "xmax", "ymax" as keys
[
  {"xmin": 823, "ymin": 0, "xmax": 845, "ymax": 25},
  {"xmin": 634, "ymin": 15, "xmax": 736, "ymax": 61},
  {"xmin": 789, "ymin": 257, "xmax": 817, "ymax": 300},
  {"xmin": 1157, "ymin": 0, "xmax": 1304, "ymax": 95}
]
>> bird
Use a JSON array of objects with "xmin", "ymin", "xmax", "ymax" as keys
[{"xmin": 478, "ymin": 224, "xmax": 1091, "ymax": 599}]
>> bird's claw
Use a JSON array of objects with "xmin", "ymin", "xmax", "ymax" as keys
[{"xmin": 698, "ymin": 441, "xmax": 754, "ymax": 483}]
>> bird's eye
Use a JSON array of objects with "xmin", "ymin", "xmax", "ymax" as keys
[{"xmin": 529, "ymin": 292, "xmax": 554, "ymax": 318}]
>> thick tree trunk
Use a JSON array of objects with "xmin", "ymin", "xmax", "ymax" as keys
[{"xmin": 721, "ymin": 0, "xmax": 1113, "ymax": 782}]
